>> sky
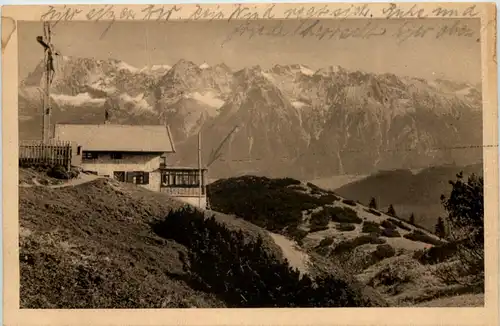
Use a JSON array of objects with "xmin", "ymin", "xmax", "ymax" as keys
[{"xmin": 18, "ymin": 18, "xmax": 481, "ymax": 84}]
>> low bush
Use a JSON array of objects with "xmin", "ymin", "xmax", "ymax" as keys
[
  {"xmin": 152, "ymin": 207, "xmax": 383, "ymax": 307},
  {"xmin": 333, "ymin": 234, "xmax": 386, "ymax": 256},
  {"xmin": 372, "ymin": 244, "xmax": 396, "ymax": 260},
  {"xmin": 310, "ymin": 209, "xmax": 331, "ymax": 230},
  {"xmin": 287, "ymin": 227, "xmax": 309, "ymax": 246},
  {"xmin": 318, "ymin": 194, "xmax": 340, "ymax": 204},
  {"xmin": 367, "ymin": 208, "xmax": 382, "ymax": 216},
  {"xmin": 342, "ymin": 199, "xmax": 357, "ymax": 206},
  {"xmin": 414, "ymin": 242, "xmax": 459, "ymax": 265},
  {"xmin": 208, "ymin": 176, "xmax": 329, "ymax": 233},
  {"xmin": 309, "ymin": 225, "xmax": 329, "ymax": 233},
  {"xmin": 380, "ymin": 220, "xmax": 396, "ymax": 230},
  {"xmin": 288, "ymin": 184, "xmax": 307, "ymax": 191},
  {"xmin": 336, "ymin": 223, "xmax": 356, "ymax": 232},
  {"xmin": 329, "ymin": 207, "xmax": 362, "ymax": 224},
  {"xmin": 361, "ymin": 221, "xmax": 381, "ymax": 234},
  {"xmin": 404, "ymin": 230, "xmax": 445, "ymax": 246},
  {"xmin": 311, "ymin": 206, "xmax": 362, "ymax": 226},
  {"xmin": 306, "ymin": 182, "xmax": 322, "ymax": 191},
  {"xmin": 381, "ymin": 227, "xmax": 401, "ymax": 238},
  {"xmin": 311, "ymin": 189, "xmax": 323, "ymax": 195},
  {"xmin": 47, "ymin": 165, "xmax": 79, "ymax": 180},
  {"xmin": 359, "ymin": 244, "xmax": 398, "ymax": 270},
  {"xmin": 272, "ymin": 178, "xmax": 302, "ymax": 187},
  {"xmin": 317, "ymin": 237, "xmax": 335, "ymax": 248},
  {"xmin": 388, "ymin": 218, "xmax": 412, "ymax": 231}
]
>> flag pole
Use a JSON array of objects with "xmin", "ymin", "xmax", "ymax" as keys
[{"xmin": 198, "ymin": 131, "xmax": 202, "ymax": 209}]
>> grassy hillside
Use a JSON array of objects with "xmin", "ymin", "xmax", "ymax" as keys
[
  {"xmin": 19, "ymin": 168, "xmax": 386, "ymax": 308},
  {"xmin": 333, "ymin": 163, "xmax": 483, "ymax": 230},
  {"xmin": 208, "ymin": 176, "xmax": 442, "ymax": 249},
  {"xmin": 207, "ymin": 175, "xmax": 484, "ymax": 306},
  {"xmin": 20, "ymin": 174, "xmax": 222, "ymax": 308}
]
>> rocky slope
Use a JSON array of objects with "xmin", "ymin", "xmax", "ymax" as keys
[{"xmin": 19, "ymin": 57, "xmax": 482, "ymax": 179}]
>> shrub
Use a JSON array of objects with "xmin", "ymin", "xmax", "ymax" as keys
[
  {"xmin": 208, "ymin": 176, "xmax": 328, "ymax": 233},
  {"xmin": 318, "ymin": 194, "xmax": 339, "ymax": 204},
  {"xmin": 311, "ymin": 206, "xmax": 362, "ymax": 225},
  {"xmin": 309, "ymin": 225, "xmax": 329, "ymax": 233},
  {"xmin": 414, "ymin": 242, "xmax": 459, "ymax": 265},
  {"xmin": 273, "ymin": 178, "xmax": 302, "ymax": 187},
  {"xmin": 306, "ymin": 182, "xmax": 322, "ymax": 191},
  {"xmin": 310, "ymin": 209, "xmax": 331, "ymax": 230},
  {"xmin": 388, "ymin": 218, "xmax": 412, "ymax": 231},
  {"xmin": 336, "ymin": 223, "xmax": 356, "ymax": 232},
  {"xmin": 342, "ymin": 199, "xmax": 357, "ymax": 206},
  {"xmin": 288, "ymin": 227, "xmax": 308, "ymax": 245},
  {"xmin": 288, "ymin": 184, "xmax": 306, "ymax": 191},
  {"xmin": 152, "ymin": 207, "xmax": 382, "ymax": 307},
  {"xmin": 317, "ymin": 237, "xmax": 335, "ymax": 248},
  {"xmin": 381, "ymin": 227, "xmax": 401, "ymax": 238},
  {"xmin": 380, "ymin": 220, "xmax": 396, "ymax": 230},
  {"xmin": 47, "ymin": 165, "xmax": 79, "ymax": 180},
  {"xmin": 412, "ymin": 249, "xmax": 425, "ymax": 261},
  {"xmin": 329, "ymin": 207, "xmax": 362, "ymax": 224},
  {"xmin": 368, "ymin": 208, "xmax": 382, "ymax": 216},
  {"xmin": 403, "ymin": 230, "xmax": 444, "ymax": 246},
  {"xmin": 361, "ymin": 221, "xmax": 381, "ymax": 234},
  {"xmin": 372, "ymin": 244, "xmax": 396, "ymax": 260},
  {"xmin": 333, "ymin": 234, "xmax": 386, "ymax": 255}
]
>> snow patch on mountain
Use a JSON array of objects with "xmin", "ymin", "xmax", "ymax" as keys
[
  {"xmin": 116, "ymin": 61, "xmax": 139, "ymax": 73},
  {"xmin": 140, "ymin": 64, "xmax": 172, "ymax": 73},
  {"xmin": 51, "ymin": 93, "xmax": 106, "ymax": 106},
  {"xmin": 119, "ymin": 93, "xmax": 152, "ymax": 112},
  {"xmin": 151, "ymin": 64, "xmax": 171, "ymax": 71},
  {"xmin": 184, "ymin": 91, "xmax": 224, "ymax": 115},
  {"xmin": 300, "ymin": 65, "xmax": 315, "ymax": 76},
  {"xmin": 90, "ymin": 79, "xmax": 118, "ymax": 94},
  {"xmin": 199, "ymin": 62, "xmax": 210, "ymax": 70}
]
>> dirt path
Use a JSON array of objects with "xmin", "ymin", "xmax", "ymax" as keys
[
  {"xmin": 20, "ymin": 173, "xmax": 102, "ymax": 189},
  {"xmin": 48, "ymin": 173, "xmax": 101, "ymax": 188},
  {"xmin": 268, "ymin": 232, "xmax": 310, "ymax": 275}
]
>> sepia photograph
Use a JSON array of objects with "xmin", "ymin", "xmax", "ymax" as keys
[{"xmin": 3, "ymin": 2, "xmax": 498, "ymax": 322}]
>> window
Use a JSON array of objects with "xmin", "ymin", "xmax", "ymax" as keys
[
  {"xmin": 77, "ymin": 146, "xmax": 82, "ymax": 155},
  {"xmin": 83, "ymin": 151, "xmax": 98, "ymax": 160},
  {"xmin": 126, "ymin": 171, "xmax": 149, "ymax": 185},
  {"xmin": 110, "ymin": 153, "xmax": 123, "ymax": 160},
  {"xmin": 161, "ymin": 170, "xmax": 203, "ymax": 188}
]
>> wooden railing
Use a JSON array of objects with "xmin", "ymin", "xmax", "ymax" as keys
[
  {"xmin": 19, "ymin": 140, "xmax": 72, "ymax": 170},
  {"xmin": 160, "ymin": 187, "xmax": 206, "ymax": 197}
]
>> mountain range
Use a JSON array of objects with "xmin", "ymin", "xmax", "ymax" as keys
[{"xmin": 18, "ymin": 56, "xmax": 483, "ymax": 180}]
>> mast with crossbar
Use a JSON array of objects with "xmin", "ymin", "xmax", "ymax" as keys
[{"xmin": 36, "ymin": 22, "xmax": 58, "ymax": 143}]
